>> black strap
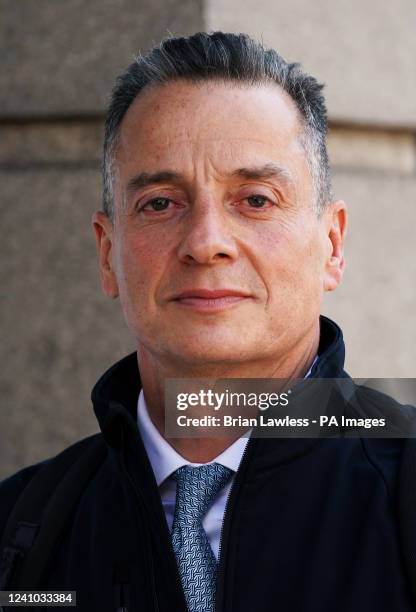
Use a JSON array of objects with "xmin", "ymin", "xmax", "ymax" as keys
[
  {"xmin": 0, "ymin": 433, "xmax": 107, "ymax": 590},
  {"xmin": 398, "ymin": 437, "xmax": 416, "ymax": 607}
]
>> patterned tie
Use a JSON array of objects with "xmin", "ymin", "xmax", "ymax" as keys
[{"xmin": 171, "ymin": 463, "xmax": 233, "ymax": 612}]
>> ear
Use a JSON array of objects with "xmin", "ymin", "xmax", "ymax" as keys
[
  {"xmin": 92, "ymin": 211, "xmax": 119, "ymax": 298},
  {"xmin": 322, "ymin": 200, "xmax": 348, "ymax": 292}
]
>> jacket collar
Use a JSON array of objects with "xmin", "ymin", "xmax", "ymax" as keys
[
  {"xmin": 92, "ymin": 315, "xmax": 347, "ymax": 447},
  {"xmin": 311, "ymin": 315, "xmax": 347, "ymax": 378}
]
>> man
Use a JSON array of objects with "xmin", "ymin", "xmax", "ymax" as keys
[{"xmin": 0, "ymin": 32, "xmax": 414, "ymax": 612}]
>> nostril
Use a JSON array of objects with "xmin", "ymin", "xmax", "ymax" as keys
[{"xmin": 182, "ymin": 252, "xmax": 230, "ymax": 263}]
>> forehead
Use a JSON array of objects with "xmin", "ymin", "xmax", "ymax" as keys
[{"xmin": 116, "ymin": 79, "xmax": 306, "ymax": 180}]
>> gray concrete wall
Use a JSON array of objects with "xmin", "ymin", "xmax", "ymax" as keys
[
  {"xmin": 323, "ymin": 126, "xmax": 416, "ymax": 377},
  {"xmin": 1, "ymin": 1, "xmax": 415, "ymax": 478},
  {"xmin": 2, "ymin": 0, "xmax": 204, "ymax": 116},
  {"xmin": 323, "ymin": 165, "xmax": 416, "ymax": 377},
  {"xmin": 206, "ymin": 0, "xmax": 416, "ymax": 127}
]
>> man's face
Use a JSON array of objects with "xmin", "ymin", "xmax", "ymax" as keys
[{"xmin": 94, "ymin": 80, "xmax": 346, "ymax": 369}]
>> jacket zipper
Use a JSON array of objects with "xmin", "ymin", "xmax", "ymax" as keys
[
  {"xmin": 113, "ymin": 565, "xmax": 129, "ymax": 612},
  {"xmin": 215, "ymin": 434, "xmax": 257, "ymax": 612},
  {"xmin": 118, "ymin": 440, "xmax": 160, "ymax": 612}
]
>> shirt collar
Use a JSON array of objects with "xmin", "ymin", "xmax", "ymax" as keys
[
  {"xmin": 137, "ymin": 390, "xmax": 249, "ymax": 486},
  {"xmin": 305, "ymin": 355, "xmax": 318, "ymax": 379},
  {"xmin": 137, "ymin": 354, "xmax": 319, "ymax": 486}
]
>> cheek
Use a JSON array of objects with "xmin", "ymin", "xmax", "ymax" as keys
[
  {"xmin": 115, "ymin": 234, "xmax": 166, "ymax": 305},
  {"xmin": 253, "ymin": 217, "xmax": 305, "ymax": 270},
  {"xmin": 258, "ymin": 221, "xmax": 323, "ymax": 296}
]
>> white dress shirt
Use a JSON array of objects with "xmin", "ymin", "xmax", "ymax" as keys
[
  {"xmin": 136, "ymin": 357, "xmax": 318, "ymax": 560},
  {"xmin": 137, "ymin": 391, "xmax": 249, "ymax": 559}
]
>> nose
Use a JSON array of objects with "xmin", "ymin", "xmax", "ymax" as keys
[{"xmin": 177, "ymin": 200, "xmax": 239, "ymax": 265}]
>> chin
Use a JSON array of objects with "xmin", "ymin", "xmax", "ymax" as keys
[{"xmin": 163, "ymin": 336, "xmax": 256, "ymax": 366}]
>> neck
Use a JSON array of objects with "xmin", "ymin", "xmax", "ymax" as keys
[{"xmin": 136, "ymin": 323, "xmax": 320, "ymax": 463}]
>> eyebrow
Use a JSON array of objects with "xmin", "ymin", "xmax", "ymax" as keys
[
  {"xmin": 125, "ymin": 163, "xmax": 294, "ymax": 196},
  {"xmin": 125, "ymin": 171, "xmax": 182, "ymax": 197},
  {"xmin": 231, "ymin": 163, "xmax": 294, "ymax": 187}
]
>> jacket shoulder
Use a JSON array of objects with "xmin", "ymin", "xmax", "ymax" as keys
[
  {"xmin": 350, "ymin": 383, "xmax": 416, "ymax": 499},
  {"xmin": 0, "ymin": 433, "xmax": 104, "ymax": 542},
  {"xmin": 0, "ymin": 458, "xmax": 53, "ymax": 539}
]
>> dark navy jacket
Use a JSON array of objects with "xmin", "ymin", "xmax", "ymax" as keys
[{"xmin": 0, "ymin": 317, "xmax": 414, "ymax": 611}]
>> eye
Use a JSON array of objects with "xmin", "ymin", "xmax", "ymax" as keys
[
  {"xmin": 246, "ymin": 194, "xmax": 271, "ymax": 208},
  {"xmin": 142, "ymin": 197, "xmax": 172, "ymax": 212}
]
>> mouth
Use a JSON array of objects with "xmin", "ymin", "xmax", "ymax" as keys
[{"xmin": 171, "ymin": 289, "xmax": 253, "ymax": 312}]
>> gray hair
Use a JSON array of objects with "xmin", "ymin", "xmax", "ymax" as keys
[{"xmin": 103, "ymin": 31, "xmax": 332, "ymax": 219}]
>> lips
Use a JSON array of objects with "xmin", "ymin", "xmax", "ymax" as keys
[
  {"xmin": 171, "ymin": 288, "xmax": 252, "ymax": 311},
  {"xmin": 173, "ymin": 289, "xmax": 250, "ymax": 300}
]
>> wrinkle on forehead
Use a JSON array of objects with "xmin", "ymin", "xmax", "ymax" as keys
[
  {"xmin": 113, "ymin": 80, "xmax": 312, "ymax": 209},
  {"xmin": 117, "ymin": 79, "xmax": 303, "ymax": 153}
]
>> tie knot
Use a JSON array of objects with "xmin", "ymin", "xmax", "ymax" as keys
[{"xmin": 173, "ymin": 463, "xmax": 233, "ymax": 524}]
